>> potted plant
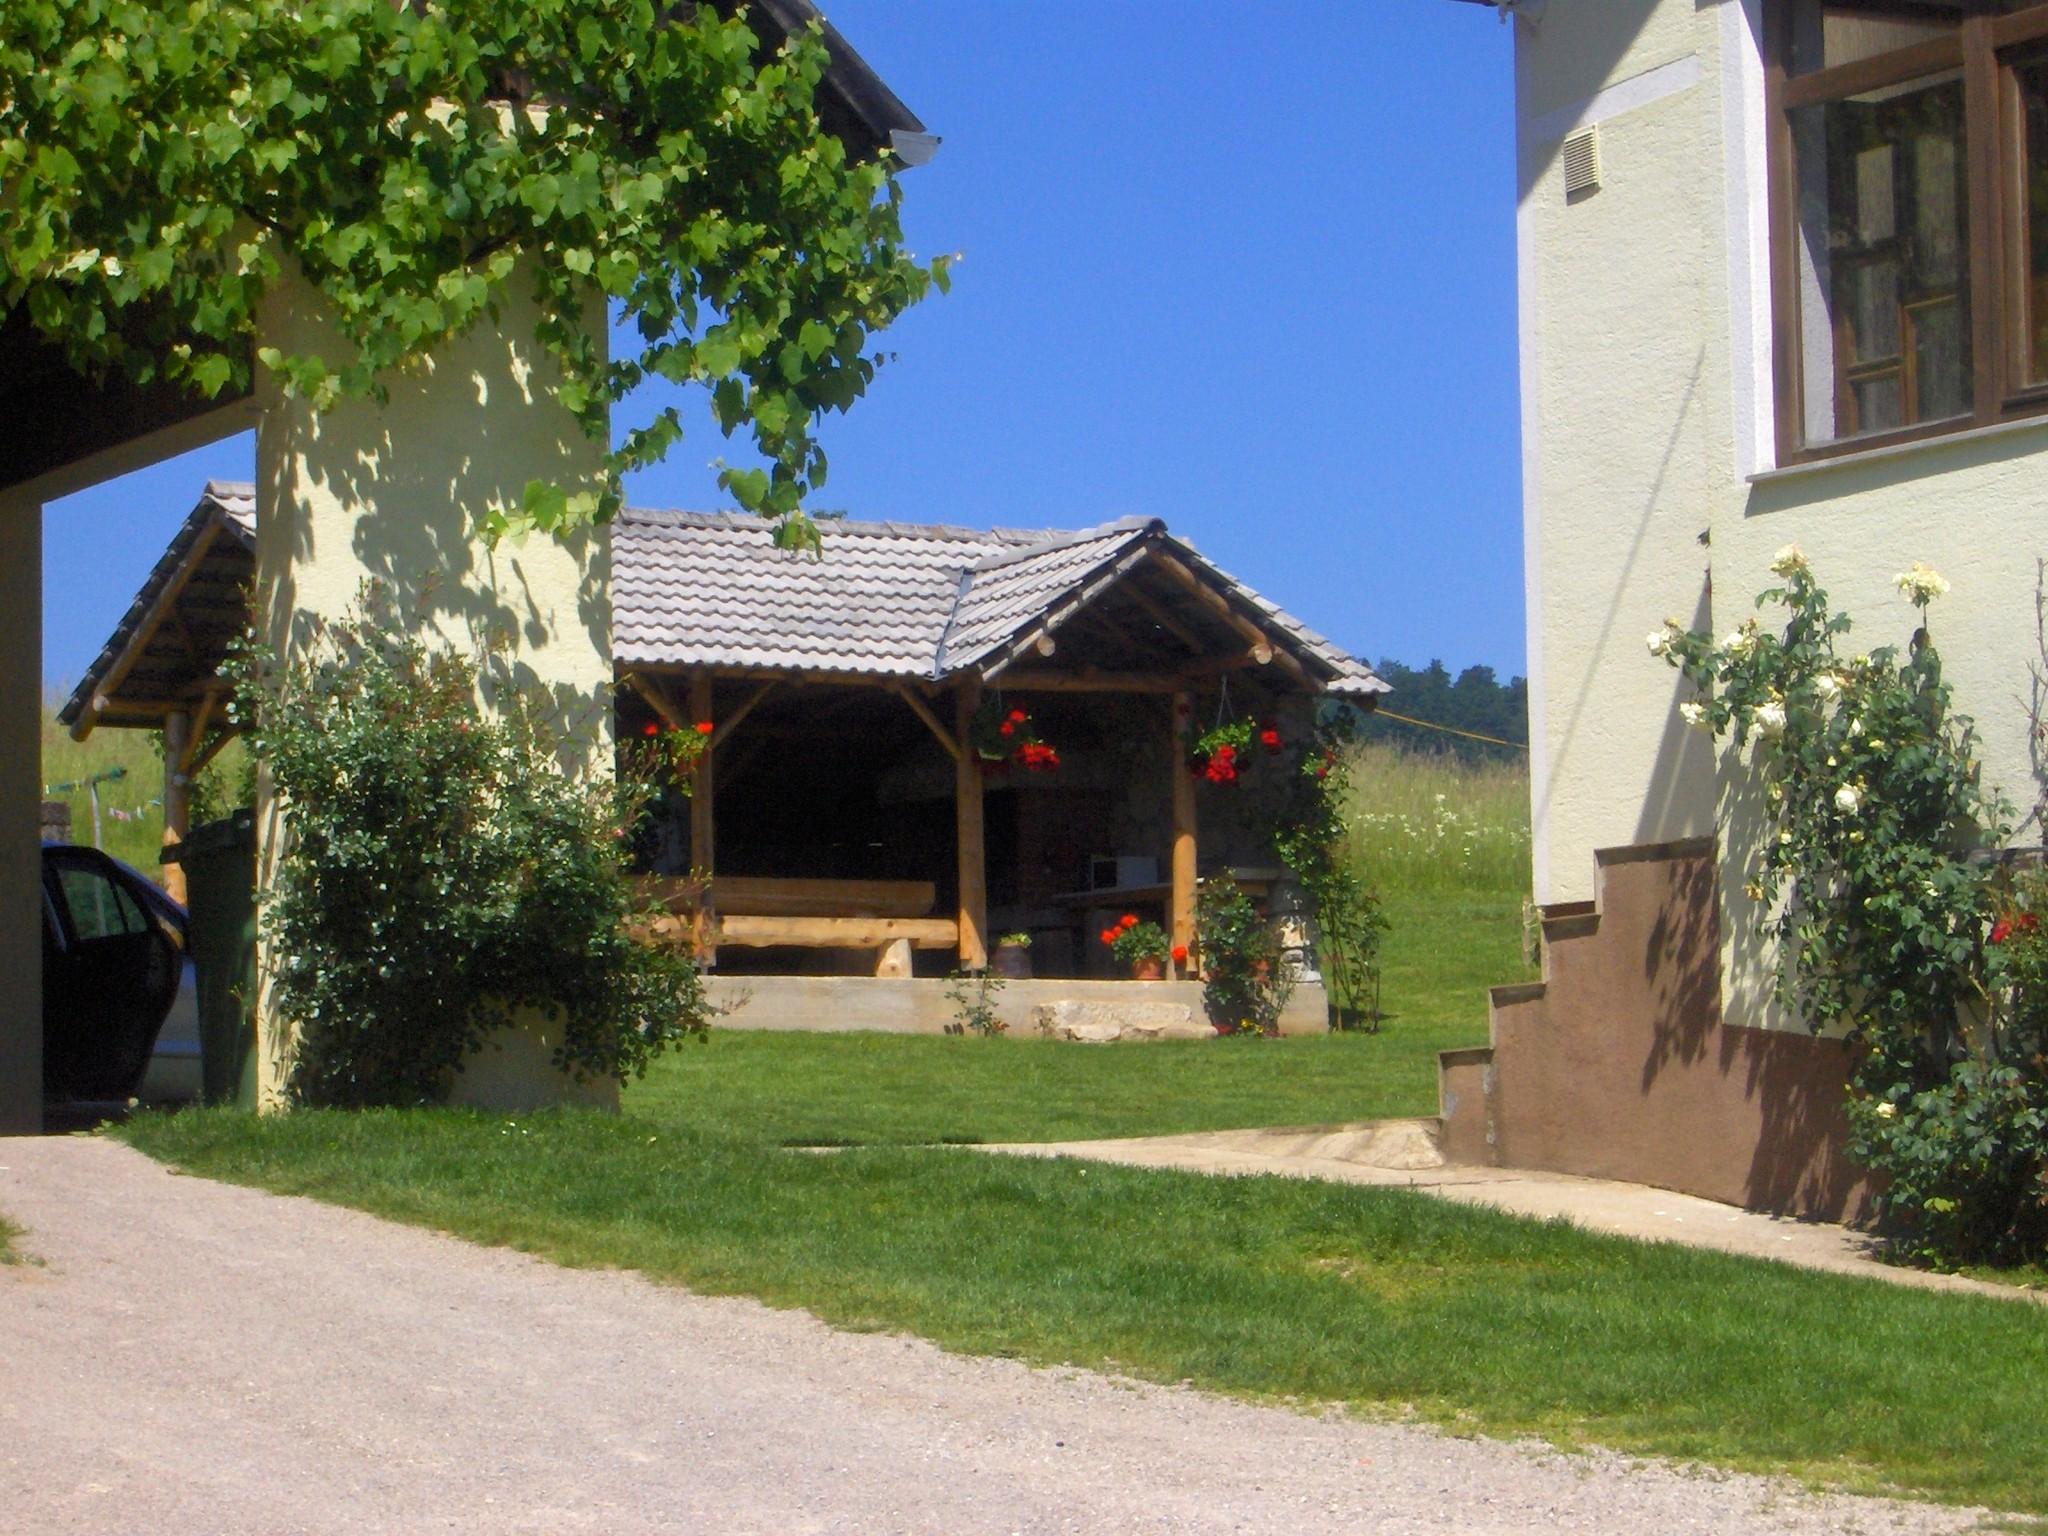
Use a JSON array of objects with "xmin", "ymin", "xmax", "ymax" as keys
[
  {"xmin": 993, "ymin": 930, "xmax": 1033, "ymax": 979},
  {"xmin": 1099, "ymin": 913, "xmax": 1170, "ymax": 980}
]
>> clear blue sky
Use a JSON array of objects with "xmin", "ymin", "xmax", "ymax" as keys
[{"xmin": 42, "ymin": 2, "xmax": 1519, "ymax": 692}]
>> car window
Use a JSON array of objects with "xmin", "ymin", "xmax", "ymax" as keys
[{"xmin": 55, "ymin": 862, "xmax": 147, "ymax": 941}]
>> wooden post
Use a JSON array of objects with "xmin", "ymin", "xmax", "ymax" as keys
[
  {"xmin": 161, "ymin": 709, "xmax": 192, "ymax": 905},
  {"xmin": 689, "ymin": 674, "xmax": 716, "ymax": 964},
  {"xmin": 1170, "ymin": 691, "xmax": 1197, "ymax": 978},
  {"xmin": 953, "ymin": 679, "xmax": 988, "ymax": 970}
]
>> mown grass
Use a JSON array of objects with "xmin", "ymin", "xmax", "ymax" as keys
[
  {"xmin": 0, "ymin": 1213, "xmax": 21, "ymax": 1265},
  {"xmin": 121, "ymin": 1104, "xmax": 2048, "ymax": 1515}
]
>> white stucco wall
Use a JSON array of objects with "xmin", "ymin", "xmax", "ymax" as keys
[
  {"xmin": 1516, "ymin": 0, "xmax": 2046, "ymax": 1030},
  {"xmin": 250, "ymin": 266, "xmax": 613, "ymax": 1105},
  {"xmin": 0, "ymin": 489, "xmax": 41, "ymax": 1132}
]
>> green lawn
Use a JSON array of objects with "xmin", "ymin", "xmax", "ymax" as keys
[
  {"xmin": 121, "ymin": 1103, "xmax": 2048, "ymax": 1516},
  {"xmin": 633, "ymin": 888, "xmax": 1525, "ymax": 1147},
  {"xmin": 0, "ymin": 1213, "xmax": 20, "ymax": 1265}
]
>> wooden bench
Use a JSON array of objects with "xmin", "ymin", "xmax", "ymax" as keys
[{"xmin": 632, "ymin": 875, "xmax": 959, "ymax": 975}]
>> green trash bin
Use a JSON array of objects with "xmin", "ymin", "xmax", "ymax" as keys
[{"xmin": 164, "ymin": 810, "xmax": 258, "ymax": 1108}]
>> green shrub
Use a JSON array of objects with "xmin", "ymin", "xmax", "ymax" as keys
[
  {"xmin": 1197, "ymin": 873, "xmax": 1291, "ymax": 1037},
  {"xmin": 233, "ymin": 604, "xmax": 708, "ymax": 1108}
]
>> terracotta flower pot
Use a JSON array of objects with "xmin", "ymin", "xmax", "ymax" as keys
[{"xmin": 1131, "ymin": 957, "xmax": 1165, "ymax": 981}]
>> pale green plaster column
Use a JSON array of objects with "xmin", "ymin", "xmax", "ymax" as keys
[
  {"xmin": 251, "ymin": 267, "xmax": 612, "ymax": 1108},
  {"xmin": 0, "ymin": 489, "xmax": 42, "ymax": 1133}
]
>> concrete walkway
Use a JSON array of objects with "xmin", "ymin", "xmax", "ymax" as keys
[
  {"xmin": 979, "ymin": 1122, "xmax": 2044, "ymax": 1304},
  {"xmin": 0, "ymin": 1137, "xmax": 1986, "ymax": 1535}
]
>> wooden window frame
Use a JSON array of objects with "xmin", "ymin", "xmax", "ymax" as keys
[{"xmin": 1766, "ymin": 1, "xmax": 2048, "ymax": 463}]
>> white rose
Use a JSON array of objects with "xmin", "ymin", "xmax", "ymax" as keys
[
  {"xmin": 1814, "ymin": 673, "xmax": 1842, "ymax": 703},
  {"xmin": 1647, "ymin": 630, "xmax": 1672, "ymax": 658},
  {"xmin": 1755, "ymin": 701, "xmax": 1787, "ymax": 739},
  {"xmin": 1722, "ymin": 628, "xmax": 1757, "ymax": 658},
  {"xmin": 1892, "ymin": 562, "xmax": 1950, "ymax": 605},
  {"xmin": 1679, "ymin": 701, "xmax": 1707, "ymax": 729},
  {"xmin": 1874, "ymin": 1101, "xmax": 1897, "ymax": 1120},
  {"xmin": 1835, "ymin": 784, "xmax": 1862, "ymax": 813},
  {"xmin": 1769, "ymin": 543, "xmax": 1809, "ymax": 577}
]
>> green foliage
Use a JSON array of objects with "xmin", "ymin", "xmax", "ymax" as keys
[
  {"xmin": 942, "ymin": 968, "xmax": 1006, "ymax": 1037},
  {"xmin": 1097, "ymin": 914, "xmax": 1169, "ymax": 970},
  {"xmin": 1195, "ymin": 873, "xmax": 1292, "ymax": 1037},
  {"xmin": 1, "ymin": 0, "xmax": 946, "ymax": 544},
  {"xmin": 1277, "ymin": 719, "xmax": 1387, "ymax": 1028},
  {"xmin": 1656, "ymin": 550, "xmax": 2040, "ymax": 1264},
  {"xmin": 232, "ymin": 600, "xmax": 708, "ymax": 1107}
]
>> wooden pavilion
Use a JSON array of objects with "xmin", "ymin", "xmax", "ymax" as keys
[{"xmin": 62, "ymin": 492, "xmax": 1389, "ymax": 992}]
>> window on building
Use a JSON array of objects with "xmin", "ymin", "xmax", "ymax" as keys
[{"xmin": 1768, "ymin": 1, "xmax": 2048, "ymax": 459}]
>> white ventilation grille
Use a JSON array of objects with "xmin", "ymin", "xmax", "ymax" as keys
[{"xmin": 1562, "ymin": 125, "xmax": 1601, "ymax": 199}]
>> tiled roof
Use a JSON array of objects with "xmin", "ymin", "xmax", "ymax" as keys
[
  {"xmin": 67, "ymin": 498, "xmax": 1386, "ymax": 730},
  {"xmin": 615, "ymin": 508, "xmax": 1387, "ymax": 696}
]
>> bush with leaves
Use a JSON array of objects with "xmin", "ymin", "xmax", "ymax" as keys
[
  {"xmin": 1654, "ymin": 549, "xmax": 2043, "ymax": 1263},
  {"xmin": 1196, "ymin": 874, "xmax": 1293, "ymax": 1037},
  {"xmin": 1274, "ymin": 718, "xmax": 1387, "ymax": 1030},
  {"xmin": 232, "ymin": 605, "xmax": 708, "ymax": 1107},
  {"xmin": 1, "ymin": 0, "xmax": 946, "ymax": 546}
]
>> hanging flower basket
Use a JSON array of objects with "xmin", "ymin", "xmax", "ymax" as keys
[
  {"xmin": 637, "ymin": 718, "xmax": 714, "ymax": 785},
  {"xmin": 970, "ymin": 699, "xmax": 1060, "ymax": 775},
  {"xmin": 1184, "ymin": 714, "xmax": 1283, "ymax": 785}
]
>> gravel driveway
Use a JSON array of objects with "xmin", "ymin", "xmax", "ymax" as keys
[{"xmin": 0, "ymin": 1137, "xmax": 1985, "ymax": 1535}]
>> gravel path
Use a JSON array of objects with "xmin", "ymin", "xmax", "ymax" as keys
[{"xmin": 0, "ymin": 1138, "xmax": 1987, "ymax": 1535}]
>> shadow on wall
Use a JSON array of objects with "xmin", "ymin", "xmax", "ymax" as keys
[
  {"xmin": 256, "ymin": 285, "xmax": 613, "ymax": 768},
  {"xmin": 1633, "ymin": 839, "xmax": 1868, "ymax": 1219}
]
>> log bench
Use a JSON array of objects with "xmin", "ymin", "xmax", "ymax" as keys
[{"xmin": 632, "ymin": 875, "xmax": 959, "ymax": 975}]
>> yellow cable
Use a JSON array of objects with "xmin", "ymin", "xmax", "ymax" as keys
[{"xmin": 1368, "ymin": 707, "xmax": 1528, "ymax": 752}]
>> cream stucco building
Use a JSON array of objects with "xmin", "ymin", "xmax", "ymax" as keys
[{"xmin": 1438, "ymin": 0, "xmax": 2048, "ymax": 1216}]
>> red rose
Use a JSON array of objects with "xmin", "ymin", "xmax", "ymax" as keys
[
  {"xmin": 695, "ymin": 720, "xmax": 714, "ymax": 736},
  {"xmin": 1992, "ymin": 920, "xmax": 2014, "ymax": 944},
  {"xmin": 1120, "ymin": 913, "xmax": 1139, "ymax": 930},
  {"xmin": 1171, "ymin": 944, "xmax": 1188, "ymax": 965}
]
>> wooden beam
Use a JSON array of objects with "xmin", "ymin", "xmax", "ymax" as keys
[
  {"xmin": 953, "ymin": 679, "xmax": 988, "ymax": 969},
  {"xmin": 1121, "ymin": 579, "xmax": 1208, "ymax": 654},
  {"xmin": 710, "ymin": 680, "xmax": 777, "ymax": 750},
  {"xmin": 185, "ymin": 726, "xmax": 238, "ymax": 778},
  {"xmin": 892, "ymin": 683, "xmax": 963, "ymax": 762},
  {"xmin": 690, "ymin": 674, "xmax": 716, "ymax": 964},
  {"xmin": 985, "ymin": 670, "xmax": 1183, "ymax": 694},
  {"xmin": 714, "ymin": 915, "xmax": 961, "ymax": 949},
  {"xmin": 161, "ymin": 709, "xmax": 192, "ymax": 905},
  {"xmin": 1170, "ymin": 691, "xmax": 1197, "ymax": 978},
  {"xmin": 621, "ymin": 670, "xmax": 686, "ymax": 731},
  {"xmin": 1148, "ymin": 551, "xmax": 1312, "ymax": 688},
  {"xmin": 178, "ymin": 688, "xmax": 221, "ymax": 772},
  {"xmin": 71, "ymin": 520, "xmax": 223, "ymax": 740}
]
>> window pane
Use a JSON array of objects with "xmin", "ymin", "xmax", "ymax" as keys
[
  {"xmin": 1786, "ymin": 1, "xmax": 1960, "ymax": 76},
  {"xmin": 1790, "ymin": 71, "xmax": 1972, "ymax": 445},
  {"xmin": 57, "ymin": 865, "xmax": 145, "ymax": 941},
  {"xmin": 2013, "ymin": 55, "xmax": 2048, "ymax": 386}
]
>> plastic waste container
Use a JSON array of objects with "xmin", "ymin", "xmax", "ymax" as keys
[{"xmin": 163, "ymin": 809, "xmax": 257, "ymax": 1107}]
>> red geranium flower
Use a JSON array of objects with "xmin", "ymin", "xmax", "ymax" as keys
[
  {"xmin": 2022, "ymin": 913, "xmax": 2041, "ymax": 933},
  {"xmin": 999, "ymin": 722, "xmax": 1014, "ymax": 737},
  {"xmin": 642, "ymin": 722, "xmax": 659, "ymax": 737},
  {"xmin": 1100, "ymin": 928, "xmax": 1118, "ymax": 946},
  {"xmin": 1120, "ymin": 913, "xmax": 1139, "ymax": 930},
  {"xmin": 1171, "ymin": 944, "xmax": 1188, "ymax": 965},
  {"xmin": 1259, "ymin": 728, "xmax": 1282, "ymax": 752},
  {"xmin": 1008, "ymin": 708, "xmax": 1027, "ymax": 723},
  {"xmin": 695, "ymin": 720, "xmax": 714, "ymax": 736},
  {"xmin": 1992, "ymin": 919, "xmax": 2015, "ymax": 944}
]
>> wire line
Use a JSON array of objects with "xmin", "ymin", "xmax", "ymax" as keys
[{"xmin": 1369, "ymin": 707, "xmax": 1528, "ymax": 752}]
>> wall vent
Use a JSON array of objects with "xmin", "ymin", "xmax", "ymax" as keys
[{"xmin": 1561, "ymin": 125, "xmax": 1601, "ymax": 199}]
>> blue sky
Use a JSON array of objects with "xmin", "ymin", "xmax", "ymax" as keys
[{"xmin": 42, "ymin": 2, "xmax": 1519, "ymax": 691}]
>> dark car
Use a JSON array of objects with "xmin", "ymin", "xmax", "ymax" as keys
[{"xmin": 41, "ymin": 843, "xmax": 188, "ymax": 1102}]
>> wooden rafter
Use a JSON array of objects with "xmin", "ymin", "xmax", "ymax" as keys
[
  {"xmin": 1147, "ymin": 551, "xmax": 1312, "ymax": 688},
  {"xmin": 891, "ymin": 683, "xmax": 963, "ymax": 763},
  {"xmin": 71, "ymin": 519, "xmax": 224, "ymax": 740},
  {"xmin": 711, "ymin": 680, "xmax": 778, "ymax": 749}
]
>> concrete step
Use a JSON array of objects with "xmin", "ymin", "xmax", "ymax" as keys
[{"xmin": 1148, "ymin": 1117, "xmax": 1448, "ymax": 1172}]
